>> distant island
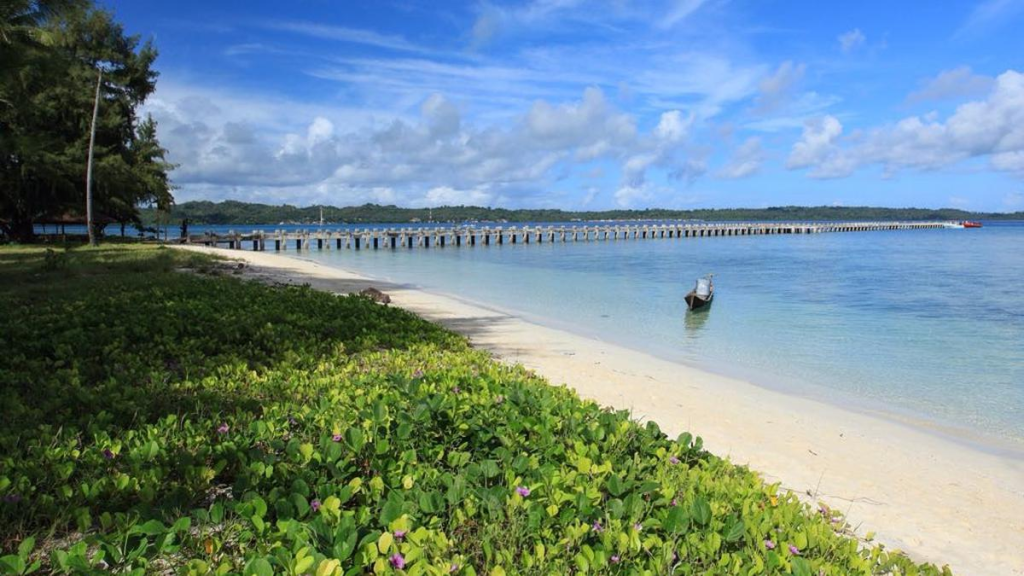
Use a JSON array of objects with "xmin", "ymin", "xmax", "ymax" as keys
[{"xmin": 143, "ymin": 200, "xmax": 1024, "ymax": 225}]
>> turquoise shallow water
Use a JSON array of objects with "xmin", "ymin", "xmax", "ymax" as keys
[{"xmin": 304, "ymin": 222, "xmax": 1024, "ymax": 449}]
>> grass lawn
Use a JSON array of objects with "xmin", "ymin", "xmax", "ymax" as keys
[{"xmin": 0, "ymin": 244, "xmax": 949, "ymax": 575}]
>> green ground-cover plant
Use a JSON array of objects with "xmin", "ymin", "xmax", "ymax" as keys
[{"xmin": 0, "ymin": 245, "xmax": 950, "ymax": 575}]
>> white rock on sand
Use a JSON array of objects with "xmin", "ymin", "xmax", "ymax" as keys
[{"xmin": 175, "ymin": 245, "xmax": 1024, "ymax": 575}]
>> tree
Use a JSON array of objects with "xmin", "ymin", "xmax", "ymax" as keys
[{"xmin": 0, "ymin": 0, "xmax": 172, "ymax": 242}]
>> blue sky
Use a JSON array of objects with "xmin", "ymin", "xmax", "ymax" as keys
[{"xmin": 104, "ymin": 0, "xmax": 1024, "ymax": 211}]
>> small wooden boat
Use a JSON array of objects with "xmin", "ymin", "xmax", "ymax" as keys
[{"xmin": 685, "ymin": 274, "xmax": 714, "ymax": 311}]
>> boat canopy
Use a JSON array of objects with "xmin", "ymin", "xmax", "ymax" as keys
[{"xmin": 695, "ymin": 277, "xmax": 712, "ymax": 297}]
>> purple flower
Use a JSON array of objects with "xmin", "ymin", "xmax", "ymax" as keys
[
  {"xmin": 669, "ymin": 455, "xmax": 680, "ymax": 465},
  {"xmin": 788, "ymin": 544, "xmax": 801, "ymax": 555},
  {"xmin": 764, "ymin": 539, "xmax": 776, "ymax": 550},
  {"xmin": 592, "ymin": 521, "xmax": 603, "ymax": 533},
  {"xmin": 389, "ymin": 553, "xmax": 406, "ymax": 570},
  {"xmin": 452, "ymin": 386, "xmax": 460, "ymax": 394},
  {"xmin": 670, "ymin": 498, "xmax": 677, "ymax": 506},
  {"xmin": 311, "ymin": 499, "xmax": 321, "ymax": 512},
  {"xmin": 413, "ymin": 369, "xmax": 424, "ymax": 379},
  {"xmin": 288, "ymin": 416, "xmax": 298, "ymax": 426},
  {"xmin": 449, "ymin": 564, "xmax": 459, "ymax": 573},
  {"xmin": 633, "ymin": 522, "xmax": 643, "ymax": 532},
  {"xmin": 217, "ymin": 423, "xmax": 229, "ymax": 434},
  {"xmin": 515, "ymin": 486, "xmax": 530, "ymax": 497},
  {"xmin": 394, "ymin": 530, "xmax": 406, "ymax": 541},
  {"xmin": 332, "ymin": 433, "xmax": 342, "ymax": 442},
  {"xmin": 102, "ymin": 449, "xmax": 115, "ymax": 460},
  {"xmin": 610, "ymin": 555, "xmax": 621, "ymax": 564}
]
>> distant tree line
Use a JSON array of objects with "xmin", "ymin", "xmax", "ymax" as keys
[
  {"xmin": 0, "ymin": 0, "xmax": 173, "ymax": 242},
  {"xmin": 143, "ymin": 200, "xmax": 1024, "ymax": 225}
]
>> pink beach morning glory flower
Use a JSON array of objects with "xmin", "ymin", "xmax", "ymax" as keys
[
  {"xmin": 592, "ymin": 521, "xmax": 603, "ymax": 533},
  {"xmin": 671, "ymin": 498, "xmax": 677, "ymax": 506},
  {"xmin": 634, "ymin": 522, "xmax": 643, "ymax": 532},
  {"xmin": 217, "ymin": 423, "xmax": 229, "ymax": 434},
  {"xmin": 515, "ymin": 486, "xmax": 530, "ymax": 497},
  {"xmin": 669, "ymin": 455, "xmax": 680, "ymax": 464},
  {"xmin": 764, "ymin": 539, "xmax": 776, "ymax": 550},
  {"xmin": 449, "ymin": 563, "xmax": 459, "ymax": 573},
  {"xmin": 310, "ymin": 499, "xmax": 321, "ymax": 512},
  {"xmin": 789, "ymin": 544, "xmax": 801, "ymax": 555},
  {"xmin": 389, "ymin": 553, "xmax": 406, "ymax": 569},
  {"xmin": 394, "ymin": 530, "xmax": 406, "ymax": 541},
  {"xmin": 102, "ymin": 448, "xmax": 115, "ymax": 460},
  {"xmin": 453, "ymin": 386, "xmax": 460, "ymax": 394},
  {"xmin": 332, "ymin": 433, "xmax": 342, "ymax": 442},
  {"xmin": 610, "ymin": 555, "xmax": 620, "ymax": 564}
]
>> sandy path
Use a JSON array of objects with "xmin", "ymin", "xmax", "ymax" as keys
[{"xmin": 177, "ymin": 245, "xmax": 1024, "ymax": 575}]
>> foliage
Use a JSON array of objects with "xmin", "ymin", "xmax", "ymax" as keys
[
  {"xmin": 0, "ymin": 1, "xmax": 172, "ymax": 242},
  {"xmin": 0, "ymin": 246, "xmax": 952, "ymax": 575},
  {"xmin": 143, "ymin": 200, "xmax": 1024, "ymax": 226}
]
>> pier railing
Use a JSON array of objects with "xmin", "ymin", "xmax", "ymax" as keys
[{"xmin": 188, "ymin": 221, "xmax": 950, "ymax": 252}]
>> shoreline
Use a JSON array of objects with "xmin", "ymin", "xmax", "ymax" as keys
[
  {"xmin": 177, "ymin": 245, "xmax": 1024, "ymax": 575},
  {"xmin": 356, "ymin": 274, "xmax": 1024, "ymax": 462}
]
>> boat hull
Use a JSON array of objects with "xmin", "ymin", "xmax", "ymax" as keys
[{"xmin": 685, "ymin": 291, "xmax": 713, "ymax": 311}]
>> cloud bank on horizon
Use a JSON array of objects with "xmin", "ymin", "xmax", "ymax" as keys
[{"xmin": 107, "ymin": 0, "xmax": 1024, "ymax": 211}]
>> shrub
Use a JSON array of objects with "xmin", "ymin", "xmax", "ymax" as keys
[{"xmin": 0, "ymin": 246, "xmax": 950, "ymax": 575}]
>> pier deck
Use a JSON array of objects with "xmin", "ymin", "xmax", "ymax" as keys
[{"xmin": 189, "ymin": 221, "xmax": 949, "ymax": 251}]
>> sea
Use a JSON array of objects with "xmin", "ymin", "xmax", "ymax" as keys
[{"xmin": 48, "ymin": 220, "xmax": 1024, "ymax": 451}]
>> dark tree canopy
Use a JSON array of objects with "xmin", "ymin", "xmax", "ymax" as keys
[{"xmin": 0, "ymin": 0, "xmax": 173, "ymax": 241}]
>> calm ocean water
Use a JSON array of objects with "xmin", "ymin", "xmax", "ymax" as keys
[{"xmin": 299, "ymin": 221, "xmax": 1024, "ymax": 450}]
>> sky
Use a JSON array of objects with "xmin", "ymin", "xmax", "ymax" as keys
[{"xmin": 102, "ymin": 0, "xmax": 1024, "ymax": 211}]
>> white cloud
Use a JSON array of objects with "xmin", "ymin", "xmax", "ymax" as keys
[
  {"xmin": 754, "ymin": 60, "xmax": 806, "ymax": 114},
  {"xmin": 525, "ymin": 87, "xmax": 636, "ymax": 149},
  {"xmin": 786, "ymin": 70, "xmax": 1024, "ymax": 179},
  {"xmin": 948, "ymin": 195, "xmax": 970, "ymax": 208},
  {"xmin": 993, "ymin": 151, "xmax": 1024, "ymax": 173},
  {"xmin": 420, "ymin": 186, "xmax": 494, "ymax": 206},
  {"xmin": 148, "ymin": 80, "xmax": 712, "ymax": 207},
  {"xmin": 265, "ymin": 21, "xmax": 431, "ymax": 54},
  {"xmin": 631, "ymin": 53, "xmax": 767, "ymax": 119},
  {"xmin": 660, "ymin": 0, "xmax": 709, "ymax": 28},
  {"xmin": 717, "ymin": 137, "xmax": 764, "ymax": 179},
  {"xmin": 614, "ymin": 184, "xmax": 653, "ymax": 207},
  {"xmin": 787, "ymin": 115, "xmax": 843, "ymax": 170},
  {"xmin": 907, "ymin": 66, "xmax": 995, "ymax": 103},
  {"xmin": 837, "ymin": 28, "xmax": 866, "ymax": 53},
  {"xmin": 653, "ymin": 110, "xmax": 691, "ymax": 143},
  {"xmin": 955, "ymin": 0, "xmax": 1024, "ymax": 38},
  {"xmin": 1003, "ymin": 190, "xmax": 1024, "ymax": 209}
]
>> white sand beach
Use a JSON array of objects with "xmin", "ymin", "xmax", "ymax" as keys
[{"xmin": 177, "ymin": 245, "xmax": 1024, "ymax": 575}]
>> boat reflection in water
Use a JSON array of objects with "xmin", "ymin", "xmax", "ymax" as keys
[{"xmin": 683, "ymin": 306, "xmax": 711, "ymax": 335}]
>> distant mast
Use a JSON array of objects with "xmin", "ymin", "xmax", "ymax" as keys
[{"xmin": 319, "ymin": 207, "xmax": 324, "ymax": 227}]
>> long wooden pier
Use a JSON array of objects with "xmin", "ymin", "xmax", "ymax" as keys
[{"xmin": 190, "ymin": 221, "xmax": 949, "ymax": 251}]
